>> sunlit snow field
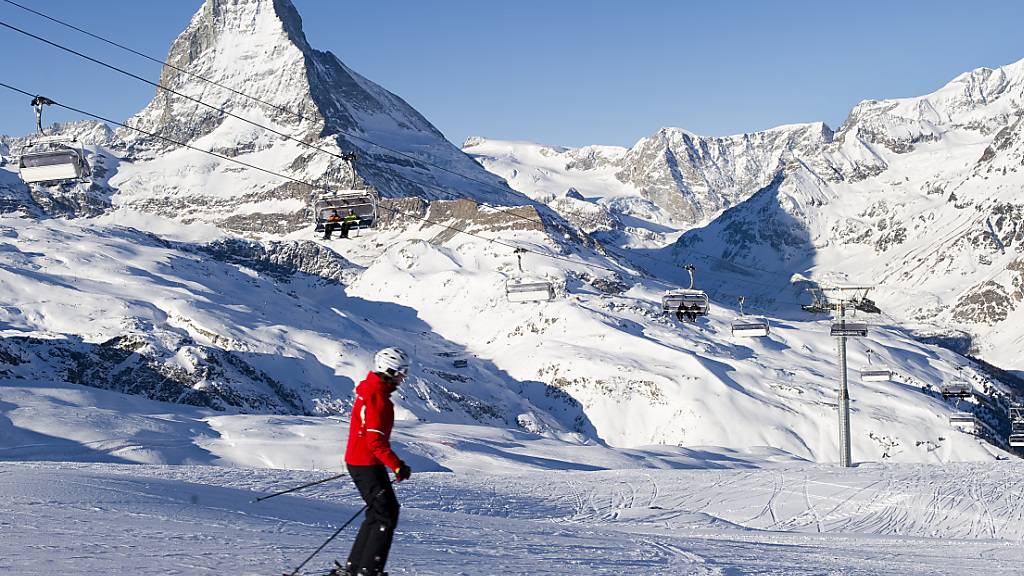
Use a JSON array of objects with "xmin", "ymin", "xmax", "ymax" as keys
[{"xmin": 2, "ymin": 379, "xmax": 1023, "ymax": 575}]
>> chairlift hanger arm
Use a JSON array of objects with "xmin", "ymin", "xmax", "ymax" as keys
[{"xmin": 31, "ymin": 95, "xmax": 55, "ymax": 134}]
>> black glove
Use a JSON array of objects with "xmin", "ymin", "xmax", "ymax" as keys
[{"xmin": 395, "ymin": 462, "xmax": 412, "ymax": 482}]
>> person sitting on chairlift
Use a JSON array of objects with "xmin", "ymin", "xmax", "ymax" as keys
[
  {"xmin": 676, "ymin": 301, "xmax": 697, "ymax": 322},
  {"xmin": 323, "ymin": 210, "xmax": 342, "ymax": 240},
  {"xmin": 339, "ymin": 208, "xmax": 359, "ymax": 239}
]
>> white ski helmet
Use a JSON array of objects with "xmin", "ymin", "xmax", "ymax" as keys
[{"xmin": 374, "ymin": 347, "xmax": 410, "ymax": 378}]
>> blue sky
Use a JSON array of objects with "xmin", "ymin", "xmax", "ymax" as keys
[{"xmin": 1, "ymin": 0, "xmax": 1023, "ymax": 147}]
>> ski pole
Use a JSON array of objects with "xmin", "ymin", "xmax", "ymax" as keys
[
  {"xmin": 283, "ymin": 488, "xmax": 386, "ymax": 576},
  {"xmin": 253, "ymin": 472, "xmax": 348, "ymax": 503}
]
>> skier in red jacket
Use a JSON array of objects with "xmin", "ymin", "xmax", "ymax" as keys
[{"xmin": 339, "ymin": 347, "xmax": 412, "ymax": 576}]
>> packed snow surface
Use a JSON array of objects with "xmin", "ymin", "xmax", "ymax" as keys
[{"xmin": 2, "ymin": 379, "xmax": 1023, "ymax": 575}]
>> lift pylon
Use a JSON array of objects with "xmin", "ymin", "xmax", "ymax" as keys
[{"xmin": 801, "ymin": 285, "xmax": 881, "ymax": 467}]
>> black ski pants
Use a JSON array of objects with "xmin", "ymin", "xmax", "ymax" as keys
[
  {"xmin": 340, "ymin": 220, "xmax": 354, "ymax": 238},
  {"xmin": 346, "ymin": 464, "xmax": 400, "ymax": 575},
  {"xmin": 323, "ymin": 222, "xmax": 339, "ymax": 239}
]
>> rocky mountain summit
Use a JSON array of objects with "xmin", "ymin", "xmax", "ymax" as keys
[{"xmin": 3, "ymin": 0, "xmax": 526, "ymax": 234}]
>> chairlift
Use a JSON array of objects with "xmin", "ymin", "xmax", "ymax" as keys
[
  {"xmin": 1009, "ymin": 406, "xmax": 1024, "ymax": 447},
  {"xmin": 940, "ymin": 368, "xmax": 972, "ymax": 399},
  {"xmin": 17, "ymin": 96, "xmax": 91, "ymax": 185},
  {"xmin": 506, "ymin": 248, "xmax": 554, "ymax": 303},
  {"xmin": 662, "ymin": 264, "xmax": 710, "ymax": 322},
  {"xmin": 860, "ymin": 349, "xmax": 892, "ymax": 382},
  {"xmin": 731, "ymin": 297, "xmax": 769, "ymax": 337},
  {"xmin": 949, "ymin": 412, "xmax": 976, "ymax": 430},
  {"xmin": 830, "ymin": 321, "xmax": 868, "ymax": 338},
  {"xmin": 313, "ymin": 189, "xmax": 378, "ymax": 234}
]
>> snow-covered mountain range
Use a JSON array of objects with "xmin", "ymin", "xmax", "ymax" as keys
[
  {"xmin": 465, "ymin": 59, "xmax": 1024, "ymax": 374},
  {"xmin": 1, "ymin": 0, "xmax": 1022, "ymax": 466}
]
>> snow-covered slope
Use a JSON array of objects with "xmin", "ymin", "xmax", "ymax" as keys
[
  {"xmin": 2, "ymin": 378, "xmax": 1023, "ymax": 574},
  {"xmin": 461, "ymin": 138, "xmax": 676, "ymax": 251},
  {"xmin": 0, "ymin": 210, "xmax": 1013, "ymax": 462},
  {"xmin": 464, "ymin": 123, "xmax": 831, "ymax": 232},
  {"xmin": 1, "ymin": 380, "xmax": 1022, "ymax": 575},
  {"xmin": 7, "ymin": 460, "xmax": 1024, "ymax": 575}
]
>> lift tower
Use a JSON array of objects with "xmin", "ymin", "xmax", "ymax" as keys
[{"xmin": 803, "ymin": 286, "xmax": 880, "ymax": 467}]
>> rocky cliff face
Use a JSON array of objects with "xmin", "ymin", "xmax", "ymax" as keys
[
  {"xmin": 108, "ymin": 0, "xmax": 523, "ymax": 234},
  {"xmin": 615, "ymin": 123, "xmax": 833, "ymax": 225}
]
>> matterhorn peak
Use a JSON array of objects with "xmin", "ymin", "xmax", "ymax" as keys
[{"xmin": 111, "ymin": 0, "xmax": 522, "ymax": 233}]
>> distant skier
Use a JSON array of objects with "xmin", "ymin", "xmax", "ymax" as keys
[{"xmin": 336, "ymin": 347, "xmax": 413, "ymax": 576}]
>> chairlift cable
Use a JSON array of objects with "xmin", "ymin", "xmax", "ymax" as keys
[
  {"xmin": 0, "ymin": 19, "xmax": 363, "ymax": 168},
  {"xmin": 0, "ymin": 0, "xmax": 498, "ymax": 195},
  {"xmin": 0, "ymin": 5, "xmax": 795, "ymax": 282},
  {"xmin": 0, "ymin": 81, "xmax": 623, "ymax": 276}
]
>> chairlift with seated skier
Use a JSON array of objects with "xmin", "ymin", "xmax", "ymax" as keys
[
  {"xmin": 662, "ymin": 264, "xmax": 710, "ymax": 322},
  {"xmin": 313, "ymin": 189, "xmax": 378, "ymax": 235},
  {"xmin": 17, "ymin": 96, "xmax": 91, "ymax": 185},
  {"xmin": 860, "ymin": 349, "xmax": 892, "ymax": 382},
  {"xmin": 731, "ymin": 296, "xmax": 769, "ymax": 337},
  {"xmin": 505, "ymin": 248, "xmax": 555, "ymax": 303}
]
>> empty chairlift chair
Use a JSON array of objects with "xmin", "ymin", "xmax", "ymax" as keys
[
  {"xmin": 18, "ymin": 96, "xmax": 91, "ymax": 185},
  {"xmin": 663, "ymin": 264, "xmax": 710, "ymax": 322},
  {"xmin": 313, "ymin": 189, "xmax": 378, "ymax": 235},
  {"xmin": 940, "ymin": 369, "xmax": 972, "ymax": 399},
  {"xmin": 860, "ymin": 349, "xmax": 892, "ymax": 382},
  {"xmin": 731, "ymin": 296, "xmax": 769, "ymax": 337},
  {"xmin": 1009, "ymin": 406, "xmax": 1024, "ymax": 447},
  {"xmin": 949, "ymin": 411, "xmax": 977, "ymax": 431},
  {"xmin": 830, "ymin": 320, "xmax": 868, "ymax": 338},
  {"xmin": 506, "ymin": 248, "xmax": 555, "ymax": 303}
]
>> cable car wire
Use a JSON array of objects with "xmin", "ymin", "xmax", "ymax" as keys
[{"xmin": 0, "ymin": 7, "xmax": 498, "ymax": 199}]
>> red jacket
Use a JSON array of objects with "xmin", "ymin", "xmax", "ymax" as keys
[{"xmin": 344, "ymin": 371, "xmax": 402, "ymax": 471}]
